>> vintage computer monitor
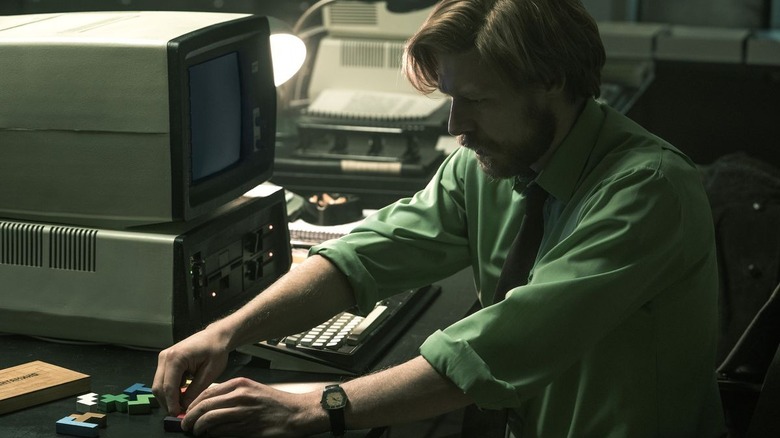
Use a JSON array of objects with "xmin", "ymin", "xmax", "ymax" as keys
[
  {"xmin": 0, "ymin": 11, "xmax": 293, "ymax": 348},
  {"xmin": 0, "ymin": 11, "xmax": 277, "ymax": 228}
]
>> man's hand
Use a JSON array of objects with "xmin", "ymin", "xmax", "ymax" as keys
[
  {"xmin": 152, "ymin": 326, "xmax": 232, "ymax": 415},
  {"xmin": 181, "ymin": 377, "xmax": 325, "ymax": 437},
  {"xmin": 152, "ymin": 256, "xmax": 357, "ymax": 420}
]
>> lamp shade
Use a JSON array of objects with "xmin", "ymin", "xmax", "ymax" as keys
[{"xmin": 268, "ymin": 18, "xmax": 306, "ymax": 86}]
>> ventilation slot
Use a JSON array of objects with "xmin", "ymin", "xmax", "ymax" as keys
[
  {"xmin": 341, "ymin": 39, "xmax": 405, "ymax": 69},
  {"xmin": 0, "ymin": 222, "xmax": 44, "ymax": 267},
  {"xmin": 50, "ymin": 227, "xmax": 97, "ymax": 272},
  {"xmin": 329, "ymin": 3, "xmax": 379, "ymax": 27},
  {"xmin": 340, "ymin": 40, "xmax": 406, "ymax": 69},
  {"xmin": 385, "ymin": 43, "xmax": 404, "ymax": 69}
]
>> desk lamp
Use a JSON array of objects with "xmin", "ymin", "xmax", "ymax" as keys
[{"xmin": 268, "ymin": 17, "xmax": 307, "ymax": 86}]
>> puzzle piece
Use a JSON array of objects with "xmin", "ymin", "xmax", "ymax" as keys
[
  {"xmin": 55, "ymin": 416, "xmax": 99, "ymax": 437},
  {"xmin": 69, "ymin": 412, "xmax": 107, "ymax": 428},
  {"xmin": 137, "ymin": 393, "xmax": 159, "ymax": 408},
  {"xmin": 98, "ymin": 393, "xmax": 129, "ymax": 413},
  {"xmin": 127, "ymin": 399, "xmax": 151, "ymax": 415},
  {"xmin": 123, "ymin": 382, "xmax": 153, "ymax": 398},
  {"xmin": 76, "ymin": 392, "xmax": 99, "ymax": 413},
  {"xmin": 163, "ymin": 413, "xmax": 186, "ymax": 432},
  {"xmin": 60, "ymin": 382, "xmax": 158, "ymax": 433},
  {"xmin": 127, "ymin": 394, "xmax": 157, "ymax": 415}
]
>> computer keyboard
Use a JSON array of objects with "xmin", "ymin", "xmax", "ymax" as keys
[{"xmin": 237, "ymin": 285, "xmax": 440, "ymax": 375}]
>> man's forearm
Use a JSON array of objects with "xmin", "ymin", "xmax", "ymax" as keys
[
  {"xmin": 340, "ymin": 356, "xmax": 473, "ymax": 430},
  {"xmin": 212, "ymin": 255, "xmax": 357, "ymax": 350}
]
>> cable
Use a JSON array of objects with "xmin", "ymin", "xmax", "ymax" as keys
[
  {"xmin": 29, "ymin": 335, "xmax": 105, "ymax": 346},
  {"xmin": 293, "ymin": 0, "xmax": 339, "ymax": 34}
]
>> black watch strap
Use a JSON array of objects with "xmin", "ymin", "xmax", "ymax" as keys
[
  {"xmin": 327, "ymin": 405, "xmax": 345, "ymax": 437},
  {"xmin": 321, "ymin": 384, "xmax": 348, "ymax": 437}
]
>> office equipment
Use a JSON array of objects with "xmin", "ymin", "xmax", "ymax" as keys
[
  {"xmin": 305, "ymin": 89, "xmax": 446, "ymax": 121},
  {"xmin": 292, "ymin": 87, "xmax": 449, "ymax": 172},
  {"xmin": 746, "ymin": 30, "xmax": 780, "ymax": 66},
  {"xmin": 654, "ymin": 25, "xmax": 751, "ymax": 63},
  {"xmin": 238, "ymin": 285, "xmax": 440, "ymax": 375},
  {"xmin": 0, "ymin": 11, "xmax": 277, "ymax": 228},
  {"xmin": 0, "ymin": 361, "xmax": 90, "ymax": 415},
  {"xmin": 302, "ymin": 1, "xmax": 447, "ymax": 134},
  {"xmin": 272, "ymin": 1, "xmax": 448, "ymax": 208},
  {"xmin": 288, "ymin": 217, "xmax": 363, "ymax": 246},
  {"xmin": 594, "ymin": 21, "xmax": 663, "ymax": 114},
  {"xmin": 0, "ymin": 188, "xmax": 292, "ymax": 349},
  {"xmin": 598, "ymin": 21, "xmax": 669, "ymax": 60},
  {"xmin": 302, "ymin": 192, "xmax": 364, "ymax": 226}
]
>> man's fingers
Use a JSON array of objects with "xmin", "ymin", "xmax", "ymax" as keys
[
  {"xmin": 180, "ymin": 361, "xmax": 226, "ymax": 408},
  {"xmin": 181, "ymin": 382, "xmax": 233, "ymax": 431},
  {"xmin": 190, "ymin": 406, "xmax": 246, "ymax": 437},
  {"xmin": 151, "ymin": 352, "xmax": 169, "ymax": 412},
  {"xmin": 155, "ymin": 351, "xmax": 191, "ymax": 415}
]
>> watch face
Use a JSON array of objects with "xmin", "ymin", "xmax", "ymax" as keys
[
  {"xmin": 322, "ymin": 385, "xmax": 348, "ymax": 409},
  {"xmin": 325, "ymin": 392, "xmax": 345, "ymax": 408}
]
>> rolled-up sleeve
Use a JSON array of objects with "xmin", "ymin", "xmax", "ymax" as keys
[{"xmin": 311, "ymin": 149, "xmax": 474, "ymax": 314}]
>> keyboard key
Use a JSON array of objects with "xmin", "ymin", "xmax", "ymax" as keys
[{"xmin": 347, "ymin": 305, "xmax": 388, "ymax": 345}]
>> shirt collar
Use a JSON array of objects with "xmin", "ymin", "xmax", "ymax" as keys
[{"xmin": 533, "ymin": 98, "xmax": 605, "ymax": 203}]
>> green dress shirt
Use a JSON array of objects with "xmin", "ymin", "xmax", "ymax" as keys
[{"xmin": 311, "ymin": 99, "xmax": 725, "ymax": 437}]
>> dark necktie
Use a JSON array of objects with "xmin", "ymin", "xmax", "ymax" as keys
[
  {"xmin": 493, "ymin": 183, "xmax": 549, "ymax": 303},
  {"xmin": 462, "ymin": 183, "xmax": 549, "ymax": 436}
]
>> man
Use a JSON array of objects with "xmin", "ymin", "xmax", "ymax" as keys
[{"xmin": 153, "ymin": 0, "xmax": 726, "ymax": 436}]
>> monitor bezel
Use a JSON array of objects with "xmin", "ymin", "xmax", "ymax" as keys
[{"xmin": 167, "ymin": 15, "xmax": 277, "ymax": 222}]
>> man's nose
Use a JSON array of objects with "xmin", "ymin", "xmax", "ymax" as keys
[{"xmin": 447, "ymin": 99, "xmax": 472, "ymax": 136}]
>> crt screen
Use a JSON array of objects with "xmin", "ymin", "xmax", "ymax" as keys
[{"xmin": 188, "ymin": 52, "xmax": 242, "ymax": 183}]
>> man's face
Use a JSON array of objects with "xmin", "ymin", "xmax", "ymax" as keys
[{"xmin": 437, "ymin": 50, "xmax": 559, "ymax": 180}]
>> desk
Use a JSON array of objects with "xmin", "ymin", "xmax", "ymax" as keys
[{"xmin": 0, "ymin": 270, "xmax": 476, "ymax": 437}]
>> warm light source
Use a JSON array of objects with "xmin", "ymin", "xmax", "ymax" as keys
[{"xmin": 269, "ymin": 31, "xmax": 306, "ymax": 87}]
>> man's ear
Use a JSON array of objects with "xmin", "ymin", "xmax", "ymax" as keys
[{"xmin": 545, "ymin": 77, "xmax": 566, "ymax": 95}]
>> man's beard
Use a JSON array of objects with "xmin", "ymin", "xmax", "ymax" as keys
[{"xmin": 461, "ymin": 103, "xmax": 557, "ymax": 180}]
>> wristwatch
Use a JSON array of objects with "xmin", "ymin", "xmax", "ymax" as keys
[{"xmin": 320, "ymin": 384, "xmax": 348, "ymax": 437}]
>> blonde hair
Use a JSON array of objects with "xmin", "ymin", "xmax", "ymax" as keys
[{"xmin": 404, "ymin": 0, "xmax": 606, "ymax": 101}]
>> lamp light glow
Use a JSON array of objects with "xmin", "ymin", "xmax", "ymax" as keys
[{"xmin": 269, "ymin": 32, "xmax": 306, "ymax": 86}]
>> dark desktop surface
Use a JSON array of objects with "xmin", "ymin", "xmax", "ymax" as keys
[{"xmin": 0, "ymin": 269, "xmax": 476, "ymax": 437}]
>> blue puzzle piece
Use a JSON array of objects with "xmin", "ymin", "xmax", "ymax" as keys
[
  {"xmin": 55, "ymin": 416, "xmax": 99, "ymax": 437},
  {"xmin": 123, "ymin": 382, "xmax": 153, "ymax": 398}
]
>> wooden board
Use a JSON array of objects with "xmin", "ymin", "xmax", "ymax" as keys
[{"xmin": 0, "ymin": 360, "xmax": 90, "ymax": 415}]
